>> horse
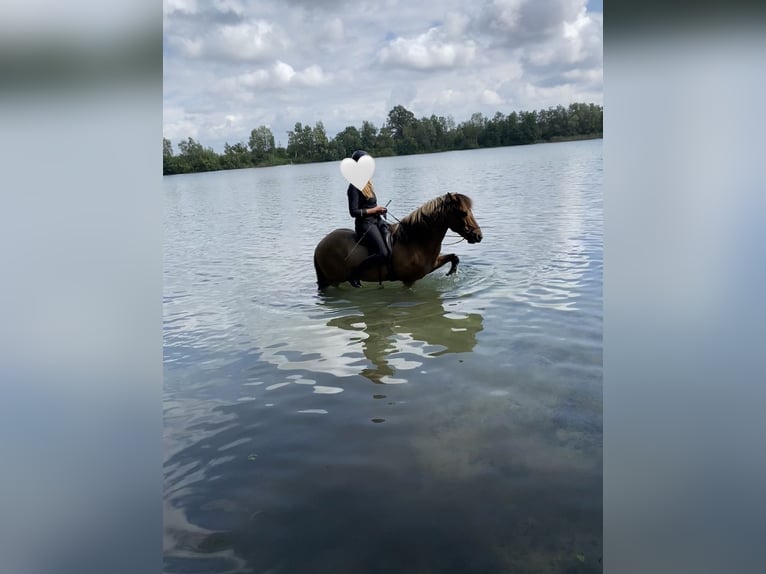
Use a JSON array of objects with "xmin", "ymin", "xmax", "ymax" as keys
[{"xmin": 313, "ymin": 192, "xmax": 482, "ymax": 289}]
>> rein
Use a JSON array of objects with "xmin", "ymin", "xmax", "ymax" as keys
[{"xmin": 384, "ymin": 210, "xmax": 402, "ymax": 224}]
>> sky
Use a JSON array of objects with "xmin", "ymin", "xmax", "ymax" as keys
[{"xmin": 163, "ymin": 0, "xmax": 603, "ymax": 152}]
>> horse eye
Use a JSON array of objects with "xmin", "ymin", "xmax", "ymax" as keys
[{"xmin": 459, "ymin": 210, "xmax": 468, "ymax": 216}]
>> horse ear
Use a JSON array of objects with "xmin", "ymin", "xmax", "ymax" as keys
[{"xmin": 445, "ymin": 192, "xmax": 455, "ymax": 203}]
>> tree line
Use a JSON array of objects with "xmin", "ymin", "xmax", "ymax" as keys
[{"xmin": 163, "ymin": 102, "xmax": 602, "ymax": 175}]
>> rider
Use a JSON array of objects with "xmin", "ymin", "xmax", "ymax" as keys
[{"xmin": 346, "ymin": 150, "xmax": 394, "ymax": 286}]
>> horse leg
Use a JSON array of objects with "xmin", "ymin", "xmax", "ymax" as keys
[
  {"xmin": 314, "ymin": 254, "xmax": 330, "ymax": 290},
  {"xmin": 351, "ymin": 253, "xmax": 386, "ymax": 284},
  {"xmin": 432, "ymin": 253, "xmax": 460, "ymax": 276}
]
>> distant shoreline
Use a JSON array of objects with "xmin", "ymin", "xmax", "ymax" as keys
[
  {"xmin": 163, "ymin": 102, "xmax": 603, "ymax": 176},
  {"xmin": 163, "ymin": 134, "xmax": 603, "ymax": 176}
]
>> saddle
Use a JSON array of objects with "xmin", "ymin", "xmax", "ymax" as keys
[{"xmin": 355, "ymin": 220, "xmax": 393, "ymax": 252}]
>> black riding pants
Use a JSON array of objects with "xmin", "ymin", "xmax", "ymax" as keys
[{"xmin": 355, "ymin": 218, "xmax": 390, "ymax": 258}]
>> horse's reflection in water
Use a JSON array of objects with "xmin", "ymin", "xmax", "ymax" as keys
[{"xmin": 318, "ymin": 284, "xmax": 483, "ymax": 384}]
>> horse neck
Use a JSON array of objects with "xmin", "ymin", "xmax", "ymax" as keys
[{"xmin": 396, "ymin": 210, "xmax": 449, "ymax": 251}]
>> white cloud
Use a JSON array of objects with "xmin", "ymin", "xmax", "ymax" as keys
[
  {"xmin": 525, "ymin": 9, "xmax": 601, "ymax": 68},
  {"xmin": 208, "ymin": 21, "xmax": 288, "ymax": 61},
  {"xmin": 484, "ymin": 0, "xmax": 586, "ymax": 42},
  {"xmin": 562, "ymin": 67, "xmax": 601, "ymax": 84},
  {"xmin": 213, "ymin": 0, "xmax": 248, "ymax": 17},
  {"xmin": 273, "ymin": 60, "xmax": 296, "ymax": 83},
  {"xmin": 488, "ymin": 0, "xmax": 524, "ymax": 31},
  {"xmin": 512, "ymin": 80, "xmax": 601, "ymax": 110},
  {"xmin": 481, "ymin": 89, "xmax": 504, "ymax": 106},
  {"xmin": 163, "ymin": 0, "xmax": 602, "ymax": 151},
  {"xmin": 209, "ymin": 113, "xmax": 250, "ymax": 143},
  {"xmin": 327, "ymin": 100, "xmax": 392, "ymax": 130},
  {"xmin": 322, "ymin": 17, "xmax": 344, "ymax": 42},
  {"xmin": 166, "ymin": 19, "xmax": 288, "ymax": 62},
  {"xmin": 223, "ymin": 61, "xmax": 331, "ymax": 92},
  {"xmin": 164, "ymin": 0, "xmax": 199, "ymax": 16},
  {"xmin": 163, "ymin": 106, "xmax": 200, "ymax": 144},
  {"xmin": 298, "ymin": 64, "xmax": 329, "ymax": 87},
  {"xmin": 437, "ymin": 89, "xmax": 459, "ymax": 105},
  {"xmin": 443, "ymin": 12, "xmax": 471, "ymax": 39},
  {"xmin": 170, "ymin": 36, "xmax": 203, "ymax": 59},
  {"xmin": 378, "ymin": 27, "xmax": 476, "ymax": 71},
  {"xmin": 230, "ymin": 69, "xmax": 271, "ymax": 89}
]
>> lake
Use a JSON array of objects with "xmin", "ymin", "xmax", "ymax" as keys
[{"xmin": 164, "ymin": 140, "xmax": 603, "ymax": 573}]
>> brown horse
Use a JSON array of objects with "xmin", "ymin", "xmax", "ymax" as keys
[{"xmin": 314, "ymin": 192, "xmax": 482, "ymax": 289}]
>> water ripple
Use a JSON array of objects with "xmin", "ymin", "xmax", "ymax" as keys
[{"xmin": 164, "ymin": 142, "xmax": 603, "ymax": 573}]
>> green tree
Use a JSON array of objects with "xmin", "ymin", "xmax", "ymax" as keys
[
  {"xmin": 177, "ymin": 137, "xmax": 220, "ymax": 172},
  {"xmin": 162, "ymin": 102, "xmax": 602, "ymax": 174},
  {"xmin": 519, "ymin": 111, "xmax": 540, "ymax": 144},
  {"xmin": 221, "ymin": 142, "xmax": 251, "ymax": 169},
  {"xmin": 334, "ymin": 126, "xmax": 363, "ymax": 158},
  {"xmin": 439, "ymin": 115, "xmax": 457, "ymax": 148},
  {"xmin": 396, "ymin": 123, "xmax": 419, "ymax": 155},
  {"xmin": 567, "ymin": 102, "xmax": 602, "ymax": 136},
  {"xmin": 312, "ymin": 121, "xmax": 330, "ymax": 162},
  {"xmin": 411, "ymin": 117, "xmax": 438, "ymax": 153},
  {"xmin": 375, "ymin": 126, "xmax": 395, "ymax": 156},
  {"xmin": 360, "ymin": 121, "xmax": 378, "ymax": 154},
  {"xmin": 163, "ymin": 138, "xmax": 186, "ymax": 175},
  {"xmin": 481, "ymin": 112, "xmax": 505, "ymax": 147},
  {"xmin": 327, "ymin": 138, "xmax": 346, "ymax": 161},
  {"xmin": 268, "ymin": 145, "xmax": 290, "ymax": 165},
  {"xmin": 552, "ymin": 105, "xmax": 569, "ymax": 139},
  {"xmin": 504, "ymin": 111, "xmax": 521, "ymax": 145},
  {"xmin": 457, "ymin": 112, "xmax": 485, "ymax": 149},
  {"xmin": 248, "ymin": 126, "xmax": 276, "ymax": 165},
  {"xmin": 386, "ymin": 105, "xmax": 417, "ymax": 142},
  {"xmin": 286, "ymin": 122, "xmax": 311, "ymax": 161},
  {"xmin": 423, "ymin": 115, "xmax": 448, "ymax": 151}
]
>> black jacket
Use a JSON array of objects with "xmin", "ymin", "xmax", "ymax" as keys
[{"xmin": 347, "ymin": 184, "xmax": 380, "ymax": 221}]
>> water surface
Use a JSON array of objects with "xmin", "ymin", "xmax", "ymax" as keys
[{"xmin": 164, "ymin": 140, "xmax": 603, "ymax": 573}]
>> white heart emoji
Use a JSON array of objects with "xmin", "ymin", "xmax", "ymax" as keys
[{"xmin": 340, "ymin": 154, "xmax": 375, "ymax": 190}]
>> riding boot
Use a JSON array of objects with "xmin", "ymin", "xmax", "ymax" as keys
[{"xmin": 379, "ymin": 224, "xmax": 395, "ymax": 281}]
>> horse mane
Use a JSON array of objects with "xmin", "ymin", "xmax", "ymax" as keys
[{"xmin": 394, "ymin": 193, "xmax": 472, "ymax": 241}]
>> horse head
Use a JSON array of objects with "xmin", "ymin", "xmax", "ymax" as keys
[{"xmin": 444, "ymin": 193, "xmax": 483, "ymax": 244}]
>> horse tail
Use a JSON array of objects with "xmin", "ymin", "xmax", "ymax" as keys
[{"xmin": 314, "ymin": 253, "xmax": 329, "ymax": 290}]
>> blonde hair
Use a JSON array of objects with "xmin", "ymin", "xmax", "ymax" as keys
[{"xmin": 361, "ymin": 181, "xmax": 375, "ymax": 199}]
